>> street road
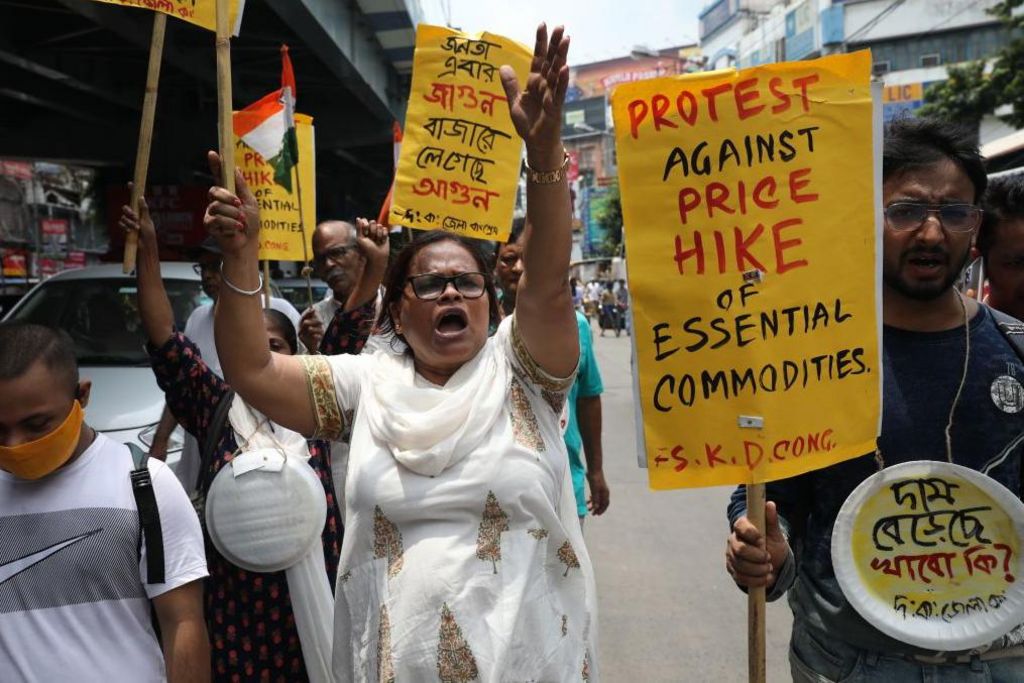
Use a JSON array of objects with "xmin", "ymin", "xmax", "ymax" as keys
[{"xmin": 585, "ymin": 329, "xmax": 793, "ymax": 682}]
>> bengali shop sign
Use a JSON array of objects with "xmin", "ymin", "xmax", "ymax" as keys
[
  {"xmin": 833, "ymin": 462, "xmax": 1024, "ymax": 649},
  {"xmin": 391, "ymin": 25, "xmax": 531, "ymax": 241},
  {"xmin": 611, "ymin": 51, "xmax": 881, "ymax": 489},
  {"xmin": 234, "ymin": 113, "xmax": 315, "ymax": 262},
  {"xmin": 85, "ymin": 0, "xmax": 245, "ymax": 35}
]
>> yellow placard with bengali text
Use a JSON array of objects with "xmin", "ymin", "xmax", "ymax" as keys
[
  {"xmin": 391, "ymin": 24, "xmax": 531, "ymax": 241},
  {"xmin": 87, "ymin": 0, "xmax": 245, "ymax": 35},
  {"xmin": 235, "ymin": 113, "xmax": 315, "ymax": 262},
  {"xmin": 833, "ymin": 462, "xmax": 1024, "ymax": 650},
  {"xmin": 611, "ymin": 51, "xmax": 881, "ymax": 489}
]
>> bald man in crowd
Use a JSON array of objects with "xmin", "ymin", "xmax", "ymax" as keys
[{"xmin": 298, "ymin": 219, "xmax": 376, "ymax": 352}]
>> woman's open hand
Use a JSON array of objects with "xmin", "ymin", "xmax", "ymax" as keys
[{"xmin": 499, "ymin": 23, "xmax": 570, "ymax": 168}]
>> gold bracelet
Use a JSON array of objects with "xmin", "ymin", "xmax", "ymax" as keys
[{"xmin": 525, "ymin": 151, "xmax": 570, "ymax": 184}]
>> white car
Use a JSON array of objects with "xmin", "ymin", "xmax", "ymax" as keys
[{"xmin": 3, "ymin": 263, "xmax": 208, "ymax": 472}]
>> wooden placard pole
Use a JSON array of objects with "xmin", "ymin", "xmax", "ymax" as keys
[
  {"xmin": 123, "ymin": 12, "xmax": 167, "ymax": 274},
  {"xmin": 746, "ymin": 482, "xmax": 767, "ymax": 683},
  {"xmin": 215, "ymin": 0, "xmax": 235, "ymax": 195}
]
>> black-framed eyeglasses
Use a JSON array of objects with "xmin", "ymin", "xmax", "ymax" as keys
[
  {"xmin": 884, "ymin": 202, "xmax": 983, "ymax": 233},
  {"xmin": 314, "ymin": 243, "xmax": 357, "ymax": 265},
  {"xmin": 406, "ymin": 272, "xmax": 487, "ymax": 300}
]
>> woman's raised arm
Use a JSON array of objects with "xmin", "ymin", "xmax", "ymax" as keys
[
  {"xmin": 499, "ymin": 24, "xmax": 578, "ymax": 378},
  {"xmin": 121, "ymin": 193, "xmax": 174, "ymax": 348},
  {"xmin": 203, "ymin": 152, "xmax": 317, "ymax": 435}
]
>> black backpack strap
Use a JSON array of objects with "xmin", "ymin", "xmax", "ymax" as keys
[
  {"xmin": 989, "ymin": 306, "xmax": 1024, "ymax": 363},
  {"xmin": 197, "ymin": 389, "xmax": 235, "ymax": 494},
  {"xmin": 127, "ymin": 442, "xmax": 165, "ymax": 585}
]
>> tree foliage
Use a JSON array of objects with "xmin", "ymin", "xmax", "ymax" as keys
[
  {"xmin": 918, "ymin": 1, "xmax": 1021, "ymax": 128},
  {"xmin": 917, "ymin": 61, "xmax": 997, "ymax": 133},
  {"xmin": 594, "ymin": 184, "xmax": 623, "ymax": 256},
  {"xmin": 987, "ymin": 0, "xmax": 1024, "ymax": 128}
]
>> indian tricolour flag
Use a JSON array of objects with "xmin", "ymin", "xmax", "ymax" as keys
[{"xmin": 233, "ymin": 45, "xmax": 299, "ymax": 192}]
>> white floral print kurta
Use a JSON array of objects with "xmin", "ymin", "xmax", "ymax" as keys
[{"xmin": 300, "ymin": 315, "xmax": 598, "ymax": 682}]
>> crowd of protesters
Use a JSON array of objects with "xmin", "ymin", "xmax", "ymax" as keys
[{"xmin": 3, "ymin": 17, "xmax": 1024, "ymax": 683}]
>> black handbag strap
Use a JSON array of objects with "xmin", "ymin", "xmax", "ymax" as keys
[
  {"xmin": 127, "ymin": 442, "xmax": 164, "ymax": 585},
  {"xmin": 197, "ymin": 389, "xmax": 235, "ymax": 495}
]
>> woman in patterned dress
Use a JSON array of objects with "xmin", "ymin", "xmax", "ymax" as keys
[
  {"xmin": 121, "ymin": 198, "xmax": 386, "ymax": 682},
  {"xmin": 203, "ymin": 24, "xmax": 598, "ymax": 681}
]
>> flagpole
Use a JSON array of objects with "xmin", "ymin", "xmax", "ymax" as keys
[
  {"xmin": 123, "ymin": 12, "xmax": 167, "ymax": 274},
  {"xmin": 292, "ymin": 164, "xmax": 315, "ymax": 311}
]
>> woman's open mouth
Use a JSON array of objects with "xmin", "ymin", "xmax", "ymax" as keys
[{"xmin": 435, "ymin": 308, "xmax": 469, "ymax": 336}]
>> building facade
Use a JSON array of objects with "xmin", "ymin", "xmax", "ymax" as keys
[
  {"xmin": 698, "ymin": 0, "xmax": 1015, "ymax": 142},
  {"xmin": 561, "ymin": 46, "xmax": 703, "ymax": 260}
]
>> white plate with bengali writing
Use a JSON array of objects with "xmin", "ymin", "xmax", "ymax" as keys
[{"xmin": 832, "ymin": 460, "xmax": 1024, "ymax": 651}]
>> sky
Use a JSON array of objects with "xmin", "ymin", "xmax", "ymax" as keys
[{"xmin": 420, "ymin": 0, "xmax": 708, "ymax": 65}]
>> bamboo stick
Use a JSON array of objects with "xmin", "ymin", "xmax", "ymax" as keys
[
  {"xmin": 746, "ymin": 482, "xmax": 767, "ymax": 683},
  {"xmin": 123, "ymin": 12, "xmax": 167, "ymax": 274},
  {"xmin": 215, "ymin": 0, "xmax": 235, "ymax": 194}
]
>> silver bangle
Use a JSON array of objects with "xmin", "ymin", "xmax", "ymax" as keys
[{"xmin": 219, "ymin": 263, "xmax": 264, "ymax": 297}]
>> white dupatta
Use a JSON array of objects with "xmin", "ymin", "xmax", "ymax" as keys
[
  {"xmin": 361, "ymin": 340, "xmax": 510, "ymax": 477},
  {"xmin": 223, "ymin": 399, "xmax": 335, "ymax": 683}
]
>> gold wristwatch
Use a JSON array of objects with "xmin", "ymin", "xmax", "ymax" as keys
[{"xmin": 525, "ymin": 151, "xmax": 570, "ymax": 184}]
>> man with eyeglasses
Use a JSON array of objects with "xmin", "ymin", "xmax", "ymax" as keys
[
  {"xmin": 726, "ymin": 117, "xmax": 1024, "ymax": 681},
  {"xmin": 299, "ymin": 219, "xmax": 386, "ymax": 353},
  {"xmin": 298, "ymin": 218, "xmax": 389, "ymax": 517}
]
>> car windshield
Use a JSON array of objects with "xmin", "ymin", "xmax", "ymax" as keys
[
  {"xmin": 9, "ymin": 278, "xmax": 204, "ymax": 365},
  {"xmin": 277, "ymin": 283, "xmax": 329, "ymax": 309}
]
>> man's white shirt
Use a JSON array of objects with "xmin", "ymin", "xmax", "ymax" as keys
[{"xmin": 0, "ymin": 433, "xmax": 207, "ymax": 682}]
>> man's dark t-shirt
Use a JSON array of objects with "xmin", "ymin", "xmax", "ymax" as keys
[{"xmin": 729, "ymin": 305, "xmax": 1024, "ymax": 654}]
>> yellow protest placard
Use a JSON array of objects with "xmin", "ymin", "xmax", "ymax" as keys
[
  {"xmin": 391, "ymin": 25, "xmax": 531, "ymax": 241},
  {"xmin": 86, "ymin": 0, "xmax": 245, "ymax": 35},
  {"xmin": 235, "ymin": 113, "xmax": 315, "ymax": 262},
  {"xmin": 611, "ymin": 51, "xmax": 881, "ymax": 490},
  {"xmin": 833, "ymin": 461, "xmax": 1024, "ymax": 650}
]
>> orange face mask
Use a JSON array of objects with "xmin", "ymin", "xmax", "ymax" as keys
[{"xmin": 0, "ymin": 400, "xmax": 84, "ymax": 480}]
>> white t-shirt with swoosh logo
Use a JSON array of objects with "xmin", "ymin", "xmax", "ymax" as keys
[{"xmin": 0, "ymin": 432, "xmax": 207, "ymax": 682}]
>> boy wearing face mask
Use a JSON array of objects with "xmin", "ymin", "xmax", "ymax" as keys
[{"xmin": 0, "ymin": 322, "xmax": 210, "ymax": 683}]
